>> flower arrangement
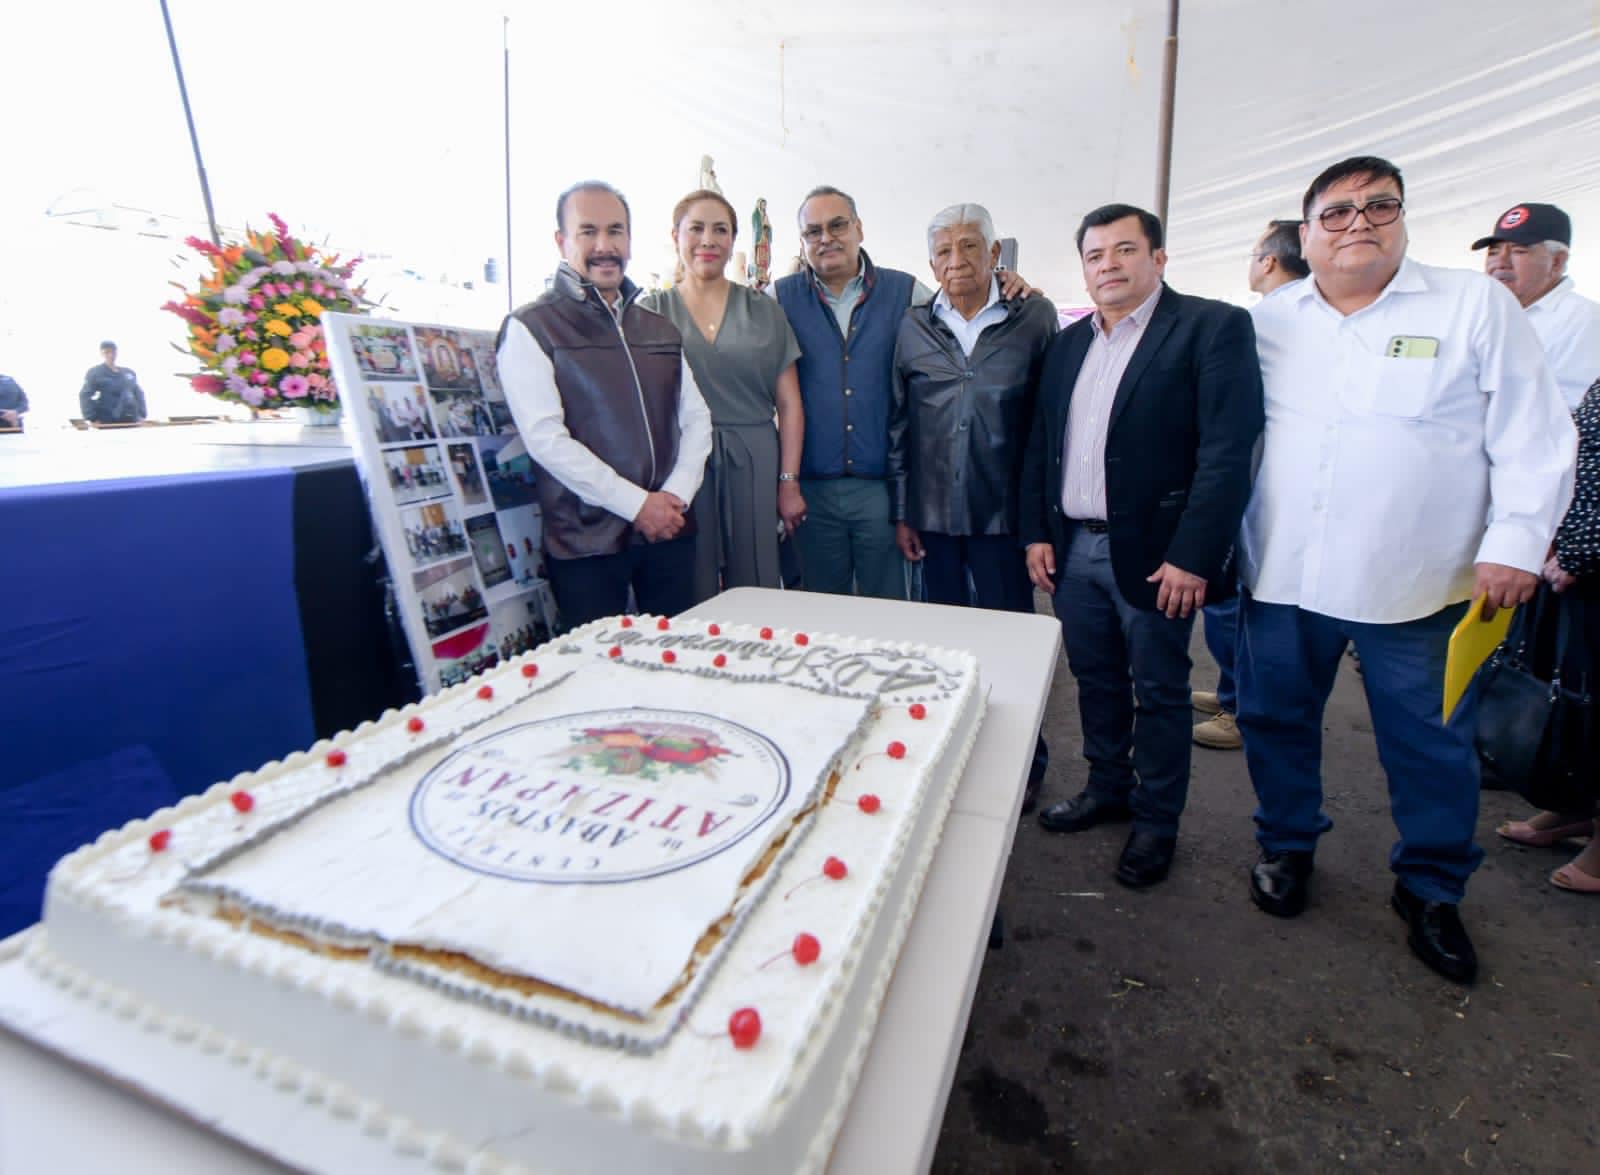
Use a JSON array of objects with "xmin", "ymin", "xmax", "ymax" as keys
[{"xmin": 163, "ymin": 213, "xmax": 365, "ymax": 412}]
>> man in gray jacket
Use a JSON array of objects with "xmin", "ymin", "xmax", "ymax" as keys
[{"xmin": 889, "ymin": 202, "xmax": 1058, "ymax": 808}]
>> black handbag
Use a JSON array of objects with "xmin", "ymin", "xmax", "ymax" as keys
[{"xmin": 1474, "ymin": 585, "xmax": 1595, "ymax": 810}]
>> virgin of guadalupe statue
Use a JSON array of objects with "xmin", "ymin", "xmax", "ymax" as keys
[
  {"xmin": 748, "ymin": 197, "xmax": 773, "ymax": 291},
  {"xmin": 698, "ymin": 155, "xmax": 722, "ymax": 195}
]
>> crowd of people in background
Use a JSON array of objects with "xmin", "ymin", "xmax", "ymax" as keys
[{"xmin": 497, "ymin": 156, "xmax": 1599, "ymax": 988}]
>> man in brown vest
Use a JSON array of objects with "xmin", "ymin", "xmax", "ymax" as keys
[{"xmin": 497, "ymin": 180, "xmax": 712, "ymax": 628}]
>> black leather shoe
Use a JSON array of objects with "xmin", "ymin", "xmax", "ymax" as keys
[
  {"xmin": 1037, "ymin": 790, "xmax": 1131, "ymax": 834},
  {"xmin": 1250, "ymin": 850, "xmax": 1315, "ymax": 918},
  {"xmin": 1391, "ymin": 882, "xmax": 1478, "ymax": 985},
  {"xmin": 1021, "ymin": 737, "xmax": 1049, "ymax": 816},
  {"xmin": 1114, "ymin": 829, "xmax": 1177, "ymax": 889}
]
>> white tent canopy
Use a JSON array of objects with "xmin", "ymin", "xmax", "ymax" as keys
[{"xmin": 3, "ymin": 0, "xmax": 1597, "ymax": 424}]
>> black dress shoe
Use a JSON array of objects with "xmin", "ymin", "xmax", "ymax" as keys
[
  {"xmin": 1250, "ymin": 850, "xmax": 1315, "ymax": 918},
  {"xmin": 1115, "ymin": 829, "xmax": 1177, "ymax": 889},
  {"xmin": 1391, "ymin": 882, "xmax": 1478, "ymax": 985},
  {"xmin": 1037, "ymin": 790, "xmax": 1131, "ymax": 834}
]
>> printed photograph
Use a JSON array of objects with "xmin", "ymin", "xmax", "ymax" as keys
[
  {"xmin": 480, "ymin": 434, "xmax": 538, "ymax": 510},
  {"xmin": 383, "ymin": 444, "xmax": 450, "ymax": 506},
  {"xmin": 364, "ymin": 382, "xmax": 435, "ymax": 445},
  {"xmin": 413, "ymin": 556, "xmax": 486, "ymax": 639},
  {"xmin": 432, "ymin": 593, "xmax": 548, "ymax": 689},
  {"xmin": 416, "ymin": 327, "xmax": 482, "ymax": 394},
  {"xmin": 428, "ymin": 386, "xmax": 495, "ymax": 439},
  {"xmin": 399, "ymin": 499, "xmax": 470, "ymax": 567},
  {"xmin": 469, "ymin": 337, "xmax": 501, "ymax": 394},
  {"xmin": 495, "ymin": 504, "xmax": 543, "ymax": 587},
  {"xmin": 467, "ymin": 512, "xmax": 512, "ymax": 589},
  {"xmin": 349, "ymin": 324, "xmax": 419, "ymax": 381},
  {"xmin": 447, "ymin": 441, "xmax": 488, "ymax": 508}
]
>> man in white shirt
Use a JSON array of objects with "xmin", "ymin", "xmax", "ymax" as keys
[
  {"xmin": 1236, "ymin": 156, "xmax": 1576, "ymax": 984},
  {"xmin": 496, "ymin": 181, "xmax": 712, "ymax": 628},
  {"xmin": 1471, "ymin": 202, "xmax": 1600, "ymax": 411}
]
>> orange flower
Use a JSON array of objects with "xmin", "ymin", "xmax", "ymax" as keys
[
  {"xmin": 301, "ymin": 298, "xmax": 325, "ymax": 318},
  {"xmin": 273, "ymin": 302, "xmax": 298, "ymax": 318},
  {"xmin": 260, "ymin": 347, "xmax": 291, "ymax": 372},
  {"xmin": 264, "ymin": 319, "xmax": 293, "ymax": 338}
]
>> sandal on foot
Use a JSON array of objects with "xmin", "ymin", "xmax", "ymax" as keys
[
  {"xmin": 1496, "ymin": 818, "xmax": 1594, "ymax": 848},
  {"xmin": 1550, "ymin": 862, "xmax": 1600, "ymax": 894}
]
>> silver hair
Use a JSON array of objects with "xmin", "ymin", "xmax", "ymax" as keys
[
  {"xmin": 1546, "ymin": 240, "xmax": 1571, "ymax": 260},
  {"xmin": 926, "ymin": 203, "xmax": 996, "ymax": 256}
]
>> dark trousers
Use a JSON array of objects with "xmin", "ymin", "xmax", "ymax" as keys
[
  {"xmin": 920, "ymin": 530, "xmax": 1034, "ymax": 613},
  {"xmin": 545, "ymin": 534, "xmax": 697, "ymax": 629},
  {"xmin": 1235, "ymin": 595, "xmax": 1480, "ymax": 903},
  {"xmin": 1201, "ymin": 597, "xmax": 1240, "ymax": 713},
  {"xmin": 1053, "ymin": 527, "xmax": 1195, "ymax": 835}
]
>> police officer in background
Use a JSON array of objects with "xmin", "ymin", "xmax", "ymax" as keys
[{"xmin": 79, "ymin": 341, "xmax": 147, "ymax": 424}]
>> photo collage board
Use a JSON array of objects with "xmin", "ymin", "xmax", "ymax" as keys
[{"xmin": 323, "ymin": 312, "xmax": 557, "ymax": 694}]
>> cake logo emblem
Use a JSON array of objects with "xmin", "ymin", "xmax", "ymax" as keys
[
  {"xmin": 409, "ymin": 708, "xmax": 790, "ymax": 884},
  {"xmin": 560, "ymin": 722, "xmax": 734, "ymax": 780}
]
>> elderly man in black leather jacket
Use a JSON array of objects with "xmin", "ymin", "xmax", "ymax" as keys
[{"xmin": 889, "ymin": 202, "xmax": 1058, "ymax": 809}]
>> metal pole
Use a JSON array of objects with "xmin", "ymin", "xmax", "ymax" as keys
[
  {"xmin": 1153, "ymin": 0, "xmax": 1181, "ymax": 231},
  {"xmin": 158, "ymin": 0, "xmax": 221, "ymax": 246},
  {"xmin": 503, "ymin": 15, "xmax": 514, "ymax": 312}
]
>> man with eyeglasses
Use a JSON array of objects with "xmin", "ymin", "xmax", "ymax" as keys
[
  {"xmin": 1471, "ymin": 202, "xmax": 1600, "ymax": 411},
  {"xmin": 775, "ymin": 185, "xmax": 1029, "ymax": 599},
  {"xmin": 1236, "ymin": 156, "xmax": 1576, "ymax": 985}
]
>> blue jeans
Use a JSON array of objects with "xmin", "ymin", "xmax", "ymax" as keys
[
  {"xmin": 1235, "ymin": 596, "xmax": 1481, "ymax": 903},
  {"xmin": 1201, "ymin": 597, "xmax": 1239, "ymax": 713},
  {"xmin": 1052, "ymin": 527, "xmax": 1196, "ymax": 836}
]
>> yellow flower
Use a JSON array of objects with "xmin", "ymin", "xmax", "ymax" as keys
[
  {"xmin": 261, "ymin": 347, "xmax": 291, "ymax": 372},
  {"xmin": 264, "ymin": 319, "xmax": 293, "ymax": 337},
  {"xmin": 301, "ymin": 298, "xmax": 325, "ymax": 318},
  {"xmin": 274, "ymin": 302, "xmax": 298, "ymax": 318}
]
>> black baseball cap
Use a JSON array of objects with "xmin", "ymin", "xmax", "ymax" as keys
[{"xmin": 1471, "ymin": 203, "xmax": 1572, "ymax": 250}]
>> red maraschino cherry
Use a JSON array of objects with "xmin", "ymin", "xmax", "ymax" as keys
[
  {"xmin": 759, "ymin": 627, "xmax": 773, "ymax": 640},
  {"xmin": 148, "ymin": 829, "xmax": 172, "ymax": 853},
  {"xmin": 325, "ymin": 749, "xmax": 347, "ymax": 768},
  {"xmin": 657, "ymin": 617, "xmax": 670, "ymax": 631},
  {"xmin": 713, "ymin": 654, "xmax": 728, "ymax": 668},
  {"xmin": 477, "ymin": 684, "xmax": 494, "ymax": 700},
  {"xmin": 794, "ymin": 633, "xmax": 809, "ymax": 646},
  {"xmin": 608, "ymin": 646, "xmax": 622, "ymax": 659},
  {"xmin": 908, "ymin": 703, "xmax": 927, "ymax": 720},
  {"xmin": 407, "ymin": 716, "xmax": 425, "ymax": 733},
  {"xmin": 785, "ymin": 856, "xmax": 848, "ymax": 899},
  {"xmin": 728, "ymin": 1008, "xmax": 762, "ymax": 1049},
  {"xmin": 620, "ymin": 617, "xmax": 633, "ymax": 628},
  {"xmin": 887, "ymin": 741, "xmax": 907, "ymax": 759},
  {"xmin": 857, "ymin": 794, "xmax": 881, "ymax": 814},
  {"xmin": 662, "ymin": 651, "xmax": 677, "ymax": 664},
  {"xmin": 707, "ymin": 623, "xmax": 721, "ymax": 636},
  {"xmin": 759, "ymin": 933, "xmax": 821, "ymax": 969},
  {"xmin": 521, "ymin": 663, "xmax": 539, "ymax": 679},
  {"xmin": 230, "ymin": 791, "xmax": 255, "ymax": 813}
]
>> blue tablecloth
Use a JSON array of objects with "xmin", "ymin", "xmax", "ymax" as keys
[{"xmin": 0, "ymin": 467, "xmax": 315, "ymax": 936}]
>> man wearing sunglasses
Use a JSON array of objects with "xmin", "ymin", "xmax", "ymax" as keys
[{"xmin": 1236, "ymin": 156, "xmax": 1576, "ymax": 984}]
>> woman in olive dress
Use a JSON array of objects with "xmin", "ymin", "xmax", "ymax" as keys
[{"xmin": 642, "ymin": 189, "xmax": 805, "ymax": 600}]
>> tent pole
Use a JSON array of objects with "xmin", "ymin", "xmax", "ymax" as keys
[
  {"xmin": 503, "ymin": 15, "xmax": 515, "ymax": 312},
  {"xmin": 1154, "ymin": 0, "xmax": 1181, "ymax": 230},
  {"xmin": 158, "ymin": 0, "xmax": 221, "ymax": 247}
]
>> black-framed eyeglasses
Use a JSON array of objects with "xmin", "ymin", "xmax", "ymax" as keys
[
  {"xmin": 799, "ymin": 216, "xmax": 855, "ymax": 244},
  {"xmin": 1316, "ymin": 198, "xmax": 1404, "ymax": 232}
]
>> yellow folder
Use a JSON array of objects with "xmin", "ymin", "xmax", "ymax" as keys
[{"xmin": 1443, "ymin": 595, "xmax": 1515, "ymax": 722}]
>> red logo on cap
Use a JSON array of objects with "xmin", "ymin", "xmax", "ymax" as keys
[{"xmin": 1499, "ymin": 207, "xmax": 1529, "ymax": 230}]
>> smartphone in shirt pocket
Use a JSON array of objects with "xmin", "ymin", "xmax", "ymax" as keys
[{"xmin": 1370, "ymin": 335, "xmax": 1440, "ymax": 418}]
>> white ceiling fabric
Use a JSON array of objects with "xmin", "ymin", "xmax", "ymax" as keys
[{"xmin": 511, "ymin": 0, "xmax": 1600, "ymax": 306}]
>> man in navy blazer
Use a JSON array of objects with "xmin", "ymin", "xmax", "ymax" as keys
[{"xmin": 1019, "ymin": 203, "xmax": 1263, "ymax": 888}]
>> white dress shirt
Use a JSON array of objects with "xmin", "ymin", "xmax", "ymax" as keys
[
  {"xmin": 1241, "ymin": 257, "xmax": 1576, "ymax": 624},
  {"xmin": 1061, "ymin": 285, "xmax": 1163, "ymax": 521},
  {"xmin": 496, "ymin": 312, "xmax": 713, "ymax": 525},
  {"xmin": 1524, "ymin": 277, "xmax": 1600, "ymax": 411},
  {"xmin": 933, "ymin": 276, "xmax": 1008, "ymax": 358}
]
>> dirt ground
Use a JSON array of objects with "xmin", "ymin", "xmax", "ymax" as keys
[{"xmin": 931, "ymin": 613, "xmax": 1600, "ymax": 1174}]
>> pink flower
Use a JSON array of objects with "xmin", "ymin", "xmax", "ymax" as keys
[
  {"xmin": 289, "ymin": 328, "xmax": 315, "ymax": 350},
  {"xmin": 307, "ymin": 373, "xmax": 328, "ymax": 389},
  {"xmin": 291, "ymin": 351, "xmax": 313, "ymax": 369},
  {"xmin": 191, "ymin": 374, "xmax": 224, "ymax": 395},
  {"xmin": 280, "ymin": 375, "xmax": 310, "ymax": 399},
  {"xmin": 294, "ymin": 280, "xmax": 306, "ymax": 292},
  {"xmin": 238, "ymin": 350, "xmax": 257, "ymax": 366},
  {"xmin": 311, "ymin": 282, "xmax": 326, "ymax": 296},
  {"xmin": 248, "ymin": 294, "xmax": 265, "ymax": 310},
  {"xmin": 253, "ymin": 371, "xmax": 272, "ymax": 384}
]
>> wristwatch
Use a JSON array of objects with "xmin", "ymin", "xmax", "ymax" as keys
[{"xmin": 778, "ymin": 473, "xmax": 799, "ymax": 482}]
